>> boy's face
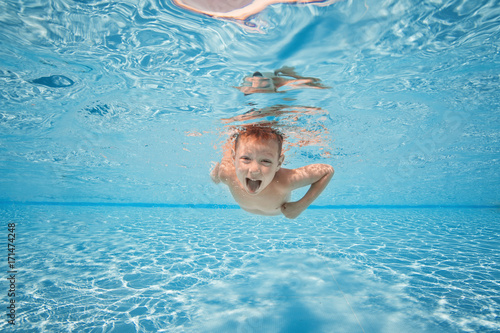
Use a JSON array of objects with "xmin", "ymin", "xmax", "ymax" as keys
[{"xmin": 233, "ymin": 136, "xmax": 284, "ymax": 195}]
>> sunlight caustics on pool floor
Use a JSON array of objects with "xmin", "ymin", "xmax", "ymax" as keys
[{"xmin": 1, "ymin": 205, "xmax": 498, "ymax": 332}]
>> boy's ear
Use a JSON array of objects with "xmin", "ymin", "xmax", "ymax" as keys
[{"xmin": 278, "ymin": 154, "xmax": 285, "ymax": 168}]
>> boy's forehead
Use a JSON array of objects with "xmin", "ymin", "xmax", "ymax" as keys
[{"xmin": 236, "ymin": 135, "xmax": 280, "ymax": 154}]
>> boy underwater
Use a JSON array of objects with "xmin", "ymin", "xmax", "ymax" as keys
[{"xmin": 211, "ymin": 125, "xmax": 334, "ymax": 219}]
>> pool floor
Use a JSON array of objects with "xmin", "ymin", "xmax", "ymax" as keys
[{"xmin": 1, "ymin": 205, "xmax": 498, "ymax": 332}]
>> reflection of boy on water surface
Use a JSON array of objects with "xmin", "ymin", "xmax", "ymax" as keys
[
  {"xmin": 235, "ymin": 66, "xmax": 330, "ymax": 95},
  {"xmin": 211, "ymin": 125, "xmax": 334, "ymax": 219}
]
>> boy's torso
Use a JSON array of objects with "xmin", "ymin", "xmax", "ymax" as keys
[{"xmin": 227, "ymin": 169, "xmax": 291, "ymax": 216}]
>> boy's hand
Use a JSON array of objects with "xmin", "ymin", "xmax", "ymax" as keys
[
  {"xmin": 210, "ymin": 162, "xmax": 220, "ymax": 184},
  {"xmin": 281, "ymin": 201, "xmax": 306, "ymax": 219}
]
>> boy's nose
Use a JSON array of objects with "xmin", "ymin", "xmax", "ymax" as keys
[{"xmin": 249, "ymin": 164, "xmax": 260, "ymax": 174}]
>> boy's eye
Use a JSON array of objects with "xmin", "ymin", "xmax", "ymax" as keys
[{"xmin": 261, "ymin": 160, "xmax": 272, "ymax": 165}]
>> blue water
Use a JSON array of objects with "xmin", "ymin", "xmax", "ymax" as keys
[
  {"xmin": 1, "ymin": 0, "xmax": 499, "ymax": 332},
  {"xmin": 1, "ymin": 205, "xmax": 498, "ymax": 332}
]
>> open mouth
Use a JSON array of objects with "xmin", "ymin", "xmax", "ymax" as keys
[{"xmin": 246, "ymin": 178, "xmax": 262, "ymax": 193}]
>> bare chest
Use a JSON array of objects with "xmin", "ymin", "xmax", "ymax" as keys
[{"xmin": 229, "ymin": 181, "xmax": 290, "ymax": 216}]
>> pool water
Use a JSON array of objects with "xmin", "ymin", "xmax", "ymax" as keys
[
  {"xmin": 2, "ymin": 205, "xmax": 498, "ymax": 332},
  {"xmin": 1, "ymin": 0, "xmax": 499, "ymax": 332}
]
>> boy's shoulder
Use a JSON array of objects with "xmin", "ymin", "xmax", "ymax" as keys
[{"xmin": 273, "ymin": 167, "xmax": 296, "ymax": 188}]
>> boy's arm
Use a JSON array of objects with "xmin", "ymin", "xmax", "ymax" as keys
[
  {"xmin": 211, "ymin": 141, "xmax": 234, "ymax": 185},
  {"xmin": 281, "ymin": 164, "xmax": 334, "ymax": 219}
]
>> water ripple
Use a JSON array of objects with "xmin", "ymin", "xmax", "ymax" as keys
[{"xmin": 0, "ymin": 0, "xmax": 498, "ymax": 223}]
